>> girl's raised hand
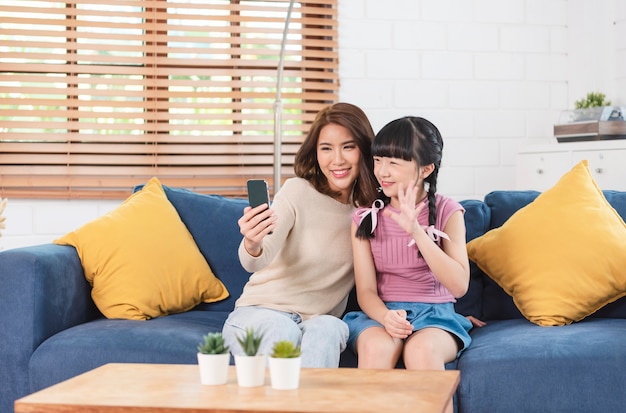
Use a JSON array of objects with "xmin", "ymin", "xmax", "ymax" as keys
[{"xmin": 384, "ymin": 180, "xmax": 425, "ymax": 236}]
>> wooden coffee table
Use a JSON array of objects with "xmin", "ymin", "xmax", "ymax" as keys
[{"xmin": 15, "ymin": 363, "xmax": 460, "ymax": 413}]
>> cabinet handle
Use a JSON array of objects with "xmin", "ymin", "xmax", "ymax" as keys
[
  {"xmin": 595, "ymin": 168, "xmax": 603, "ymax": 174},
  {"xmin": 536, "ymin": 168, "xmax": 544, "ymax": 175}
]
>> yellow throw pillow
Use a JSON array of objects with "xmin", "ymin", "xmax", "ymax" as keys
[
  {"xmin": 54, "ymin": 177, "xmax": 228, "ymax": 320},
  {"xmin": 467, "ymin": 160, "xmax": 626, "ymax": 326}
]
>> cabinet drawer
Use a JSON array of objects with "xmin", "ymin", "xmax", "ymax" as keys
[
  {"xmin": 516, "ymin": 151, "xmax": 571, "ymax": 191},
  {"xmin": 571, "ymin": 149, "xmax": 626, "ymax": 190}
]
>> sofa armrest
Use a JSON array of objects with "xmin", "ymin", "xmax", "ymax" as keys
[
  {"xmin": 0, "ymin": 244, "xmax": 100, "ymax": 345},
  {"xmin": 0, "ymin": 244, "xmax": 99, "ymax": 410}
]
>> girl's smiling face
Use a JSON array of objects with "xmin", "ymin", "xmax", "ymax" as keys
[
  {"xmin": 374, "ymin": 155, "xmax": 434, "ymax": 208},
  {"xmin": 374, "ymin": 156, "xmax": 418, "ymax": 196}
]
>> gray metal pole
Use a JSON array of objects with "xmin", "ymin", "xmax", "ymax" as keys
[{"xmin": 273, "ymin": 0, "xmax": 295, "ymax": 194}]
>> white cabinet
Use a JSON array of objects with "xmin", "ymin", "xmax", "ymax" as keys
[
  {"xmin": 517, "ymin": 141, "xmax": 626, "ymax": 191},
  {"xmin": 516, "ymin": 150, "xmax": 570, "ymax": 191},
  {"xmin": 571, "ymin": 148, "xmax": 626, "ymax": 190}
]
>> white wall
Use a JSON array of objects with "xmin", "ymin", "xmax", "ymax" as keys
[
  {"xmin": 616, "ymin": 1, "xmax": 626, "ymax": 99},
  {"xmin": 1, "ymin": 0, "xmax": 624, "ymax": 251},
  {"xmin": 339, "ymin": 0, "xmax": 622, "ymax": 202},
  {"xmin": 0, "ymin": 199, "xmax": 121, "ymax": 251}
]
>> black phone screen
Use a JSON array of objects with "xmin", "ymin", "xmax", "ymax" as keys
[{"xmin": 247, "ymin": 179, "xmax": 270, "ymax": 207}]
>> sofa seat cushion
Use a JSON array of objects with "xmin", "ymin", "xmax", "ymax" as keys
[
  {"xmin": 456, "ymin": 319, "xmax": 626, "ymax": 413},
  {"xmin": 29, "ymin": 311, "xmax": 230, "ymax": 393}
]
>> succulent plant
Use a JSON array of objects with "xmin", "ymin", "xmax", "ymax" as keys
[
  {"xmin": 236, "ymin": 328, "xmax": 264, "ymax": 356},
  {"xmin": 197, "ymin": 332, "xmax": 229, "ymax": 355},
  {"xmin": 270, "ymin": 340, "xmax": 301, "ymax": 358}
]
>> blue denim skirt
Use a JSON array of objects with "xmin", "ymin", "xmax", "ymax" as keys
[{"xmin": 343, "ymin": 301, "xmax": 472, "ymax": 355}]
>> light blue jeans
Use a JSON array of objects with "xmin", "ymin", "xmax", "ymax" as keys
[{"xmin": 222, "ymin": 306, "xmax": 349, "ymax": 368}]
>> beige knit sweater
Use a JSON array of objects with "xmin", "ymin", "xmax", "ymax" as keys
[{"xmin": 237, "ymin": 177, "xmax": 355, "ymax": 320}]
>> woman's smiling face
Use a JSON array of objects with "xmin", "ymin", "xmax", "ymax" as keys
[{"xmin": 316, "ymin": 123, "xmax": 362, "ymax": 204}]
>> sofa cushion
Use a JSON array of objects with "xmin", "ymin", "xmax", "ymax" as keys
[
  {"xmin": 468, "ymin": 190, "xmax": 626, "ymax": 322},
  {"xmin": 455, "ymin": 199, "xmax": 490, "ymax": 319},
  {"xmin": 466, "ymin": 160, "xmax": 626, "ymax": 326},
  {"xmin": 481, "ymin": 191, "xmax": 539, "ymax": 321},
  {"xmin": 456, "ymin": 318, "xmax": 626, "ymax": 413},
  {"xmin": 156, "ymin": 186, "xmax": 251, "ymax": 313},
  {"xmin": 29, "ymin": 310, "xmax": 230, "ymax": 392},
  {"xmin": 54, "ymin": 177, "xmax": 229, "ymax": 320}
]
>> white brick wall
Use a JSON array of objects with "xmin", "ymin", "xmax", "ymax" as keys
[
  {"xmin": 616, "ymin": 1, "xmax": 626, "ymax": 100},
  {"xmin": 0, "ymin": 199, "xmax": 120, "ymax": 251},
  {"xmin": 1, "ymin": 0, "xmax": 624, "ymax": 250},
  {"xmin": 339, "ymin": 0, "xmax": 622, "ymax": 202}
]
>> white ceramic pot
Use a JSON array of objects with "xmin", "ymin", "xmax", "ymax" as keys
[
  {"xmin": 234, "ymin": 354, "xmax": 266, "ymax": 387},
  {"xmin": 197, "ymin": 352, "xmax": 230, "ymax": 385},
  {"xmin": 268, "ymin": 357, "xmax": 301, "ymax": 390}
]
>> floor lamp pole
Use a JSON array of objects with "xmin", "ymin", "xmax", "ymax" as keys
[{"xmin": 273, "ymin": 0, "xmax": 295, "ymax": 194}]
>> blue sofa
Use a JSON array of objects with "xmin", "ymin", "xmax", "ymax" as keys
[{"xmin": 1, "ymin": 186, "xmax": 625, "ymax": 413}]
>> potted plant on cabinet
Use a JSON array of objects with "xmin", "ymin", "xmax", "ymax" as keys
[
  {"xmin": 268, "ymin": 340, "xmax": 302, "ymax": 390},
  {"xmin": 570, "ymin": 91, "xmax": 612, "ymax": 122},
  {"xmin": 554, "ymin": 91, "xmax": 625, "ymax": 142},
  {"xmin": 234, "ymin": 328, "xmax": 266, "ymax": 387},
  {"xmin": 197, "ymin": 332, "xmax": 230, "ymax": 385}
]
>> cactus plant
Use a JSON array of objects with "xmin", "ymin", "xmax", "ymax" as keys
[
  {"xmin": 270, "ymin": 340, "xmax": 301, "ymax": 358},
  {"xmin": 236, "ymin": 328, "xmax": 264, "ymax": 356},
  {"xmin": 197, "ymin": 332, "xmax": 229, "ymax": 355}
]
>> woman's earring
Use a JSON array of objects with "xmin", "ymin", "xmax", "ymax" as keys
[
  {"xmin": 377, "ymin": 186, "xmax": 383, "ymax": 193},
  {"xmin": 423, "ymin": 181, "xmax": 430, "ymax": 192}
]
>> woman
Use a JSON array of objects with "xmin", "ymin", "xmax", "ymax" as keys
[{"xmin": 222, "ymin": 102, "xmax": 378, "ymax": 368}]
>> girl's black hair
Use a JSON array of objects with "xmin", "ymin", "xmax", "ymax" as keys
[{"xmin": 355, "ymin": 116, "xmax": 444, "ymax": 240}]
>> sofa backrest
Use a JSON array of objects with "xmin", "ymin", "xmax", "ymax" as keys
[
  {"xmin": 458, "ymin": 190, "xmax": 626, "ymax": 321},
  {"xmin": 454, "ymin": 199, "xmax": 489, "ymax": 319},
  {"xmin": 149, "ymin": 183, "xmax": 626, "ymax": 320}
]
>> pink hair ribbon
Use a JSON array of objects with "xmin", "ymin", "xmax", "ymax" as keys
[
  {"xmin": 407, "ymin": 226, "xmax": 450, "ymax": 247},
  {"xmin": 357, "ymin": 199, "xmax": 385, "ymax": 234}
]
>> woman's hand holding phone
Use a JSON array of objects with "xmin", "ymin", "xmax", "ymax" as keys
[
  {"xmin": 238, "ymin": 205, "xmax": 276, "ymax": 257},
  {"xmin": 239, "ymin": 180, "xmax": 277, "ymax": 256}
]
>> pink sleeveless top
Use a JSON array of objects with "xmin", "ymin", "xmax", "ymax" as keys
[{"xmin": 353, "ymin": 194, "xmax": 464, "ymax": 303}]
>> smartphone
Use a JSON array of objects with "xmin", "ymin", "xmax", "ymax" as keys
[
  {"xmin": 247, "ymin": 179, "xmax": 272, "ymax": 234},
  {"xmin": 247, "ymin": 179, "xmax": 271, "ymax": 208}
]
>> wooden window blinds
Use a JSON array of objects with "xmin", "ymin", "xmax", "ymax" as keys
[{"xmin": 0, "ymin": 0, "xmax": 338, "ymax": 199}]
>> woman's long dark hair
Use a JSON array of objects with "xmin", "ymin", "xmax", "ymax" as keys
[
  {"xmin": 294, "ymin": 102, "xmax": 378, "ymax": 207},
  {"xmin": 355, "ymin": 116, "xmax": 444, "ymax": 239}
]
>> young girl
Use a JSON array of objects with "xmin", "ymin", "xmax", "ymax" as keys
[{"xmin": 343, "ymin": 116, "xmax": 474, "ymax": 381}]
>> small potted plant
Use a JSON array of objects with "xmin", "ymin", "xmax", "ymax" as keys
[
  {"xmin": 197, "ymin": 332, "xmax": 230, "ymax": 385},
  {"xmin": 571, "ymin": 91, "xmax": 612, "ymax": 122},
  {"xmin": 234, "ymin": 328, "xmax": 266, "ymax": 387},
  {"xmin": 268, "ymin": 340, "xmax": 302, "ymax": 390}
]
